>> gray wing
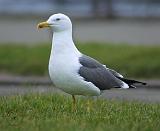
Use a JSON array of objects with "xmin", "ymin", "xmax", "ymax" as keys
[
  {"xmin": 107, "ymin": 68, "xmax": 124, "ymax": 78},
  {"xmin": 78, "ymin": 55, "xmax": 124, "ymax": 90}
]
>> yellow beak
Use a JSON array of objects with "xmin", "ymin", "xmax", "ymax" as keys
[{"xmin": 37, "ymin": 21, "xmax": 50, "ymax": 29}]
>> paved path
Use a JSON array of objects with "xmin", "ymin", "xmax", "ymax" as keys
[
  {"xmin": 0, "ymin": 18, "xmax": 160, "ymax": 44},
  {"xmin": 0, "ymin": 75, "xmax": 160, "ymax": 103},
  {"xmin": 0, "ymin": 85, "xmax": 160, "ymax": 103},
  {"xmin": 101, "ymin": 88, "xmax": 160, "ymax": 103}
]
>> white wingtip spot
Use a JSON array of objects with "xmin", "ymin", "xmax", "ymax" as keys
[
  {"xmin": 122, "ymin": 82, "xmax": 129, "ymax": 89},
  {"xmin": 118, "ymin": 74, "xmax": 124, "ymax": 78},
  {"xmin": 103, "ymin": 65, "xmax": 107, "ymax": 68}
]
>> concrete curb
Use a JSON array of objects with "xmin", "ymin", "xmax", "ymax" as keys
[{"xmin": 0, "ymin": 75, "xmax": 159, "ymax": 89}]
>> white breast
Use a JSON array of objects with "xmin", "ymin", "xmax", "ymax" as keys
[{"xmin": 49, "ymin": 51, "xmax": 100, "ymax": 96}]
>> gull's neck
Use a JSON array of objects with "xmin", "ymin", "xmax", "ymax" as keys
[{"xmin": 50, "ymin": 29, "xmax": 80, "ymax": 56}]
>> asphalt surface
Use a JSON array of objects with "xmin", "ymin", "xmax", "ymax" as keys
[
  {"xmin": 0, "ymin": 85, "xmax": 160, "ymax": 103},
  {"xmin": 0, "ymin": 75, "xmax": 160, "ymax": 103},
  {"xmin": 0, "ymin": 19, "xmax": 160, "ymax": 44}
]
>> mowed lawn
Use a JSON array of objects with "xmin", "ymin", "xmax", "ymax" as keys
[
  {"xmin": 0, "ymin": 94, "xmax": 160, "ymax": 131},
  {"xmin": 0, "ymin": 43, "xmax": 160, "ymax": 130},
  {"xmin": 0, "ymin": 43, "xmax": 160, "ymax": 78}
]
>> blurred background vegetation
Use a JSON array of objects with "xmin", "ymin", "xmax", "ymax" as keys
[{"xmin": 0, "ymin": 0, "xmax": 160, "ymax": 78}]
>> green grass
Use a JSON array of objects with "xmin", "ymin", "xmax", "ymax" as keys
[
  {"xmin": 0, "ymin": 94, "xmax": 159, "ymax": 131},
  {"xmin": 0, "ymin": 43, "xmax": 160, "ymax": 78}
]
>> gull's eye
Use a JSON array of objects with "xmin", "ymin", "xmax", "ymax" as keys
[{"xmin": 56, "ymin": 18, "xmax": 60, "ymax": 21}]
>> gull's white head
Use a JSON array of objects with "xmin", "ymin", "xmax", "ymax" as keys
[{"xmin": 37, "ymin": 13, "xmax": 72, "ymax": 32}]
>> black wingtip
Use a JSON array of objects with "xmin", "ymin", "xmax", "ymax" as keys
[
  {"xmin": 118, "ymin": 77, "xmax": 147, "ymax": 86},
  {"xmin": 140, "ymin": 81, "xmax": 147, "ymax": 85},
  {"xmin": 142, "ymin": 82, "xmax": 147, "ymax": 85}
]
